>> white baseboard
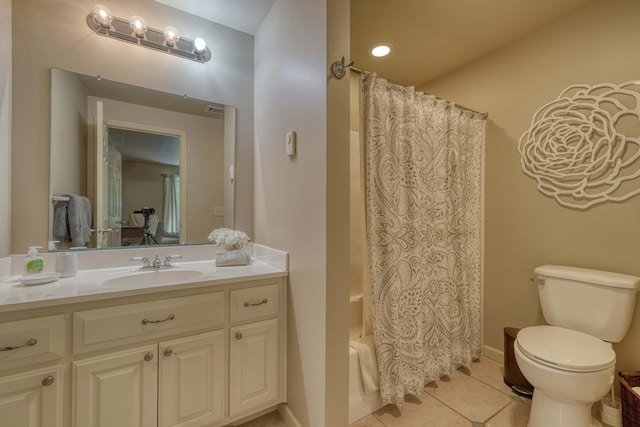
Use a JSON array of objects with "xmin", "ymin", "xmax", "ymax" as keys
[
  {"xmin": 483, "ymin": 344, "xmax": 504, "ymax": 364},
  {"xmin": 278, "ymin": 403, "xmax": 302, "ymax": 427}
]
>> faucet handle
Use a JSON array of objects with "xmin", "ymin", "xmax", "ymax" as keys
[
  {"xmin": 131, "ymin": 256, "xmax": 150, "ymax": 267},
  {"xmin": 164, "ymin": 254, "xmax": 181, "ymax": 267}
]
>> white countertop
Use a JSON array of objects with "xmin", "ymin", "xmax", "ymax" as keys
[{"xmin": 0, "ymin": 244, "xmax": 288, "ymax": 313}]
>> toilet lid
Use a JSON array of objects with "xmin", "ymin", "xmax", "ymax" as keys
[{"xmin": 517, "ymin": 326, "xmax": 615, "ymax": 372}]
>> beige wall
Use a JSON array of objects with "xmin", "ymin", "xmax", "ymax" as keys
[
  {"xmin": 0, "ymin": 0, "xmax": 10, "ymax": 257},
  {"xmin": 50, "ymin": 69, "xmax": 88, "ymax": 198},
  {"xmin": 422, "ymin": 0, "xmax": 640, "ymax": 373},
  {"xmin": 11, "ymin": 0, "xmax": 254, "ymax": 253},
  {"xmin": 121, "ymin": 160, "xmax": 179, "ymax": 225},
  {"xmin": 254, "ymin": 0, "xmax": 349, "ymax": 425}
]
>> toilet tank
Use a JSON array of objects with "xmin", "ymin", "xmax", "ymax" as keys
[{"xmin": 535, "ymin": 265, "xmax": 640, "ymax": 343}]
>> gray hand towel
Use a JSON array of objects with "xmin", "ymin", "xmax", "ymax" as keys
[
  {"xmin": 53, "ymin": 200, "xmax": 69, "ymax": 238},
  {"xmin": 66, "ymin": 194, "xmax": 93, "ymax": 247}
]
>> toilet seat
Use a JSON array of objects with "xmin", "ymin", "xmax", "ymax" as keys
[{"xmin": 517, "ymin": 326, "xmax": 615, "ymax": 373}]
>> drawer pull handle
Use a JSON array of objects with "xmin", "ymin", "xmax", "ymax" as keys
[
  {"xmin": 244, "ymin": 298, "xmax": 268, "ymax": 307},
  {"xmin": 0, "ymin": 338, "xmax": 37, "ymax": 351},
  {"xmin": 164, "ymin": 349, "xmax": 173, "ymax": 357},
  {"xmin": 141, "ymin": 314, "xmax": 175, "ymax": 325},
  {"xmin": 41, "ymin": 375, "xmax": 55, "ymax": 387},
  {"xmin": 144, "ymin": 352, "xmax": 154, "ymax": 362},
  {"xmin": 235, "ymin": 332, "xmax": 243, "ymax": 340}
]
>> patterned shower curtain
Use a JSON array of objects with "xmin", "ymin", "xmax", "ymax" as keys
[{"xmin": 361, "ymin": 73, "xmax": 485, "ymax": 405}]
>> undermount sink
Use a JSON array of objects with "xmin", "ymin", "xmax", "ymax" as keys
[{"xmin": 100, "ymin": 268, "xmax": 207, "ymax": 288}]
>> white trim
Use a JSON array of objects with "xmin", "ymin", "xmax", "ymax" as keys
[
  {"xmin": 277, "ymin": 403, "xmax": 302, "ymax": 427},
  {"xmin": 483, "ymin": 344, "xmax": 504, "ymax": 364}
]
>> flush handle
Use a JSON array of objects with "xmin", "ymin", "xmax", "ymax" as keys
[{"xmin": 530, "ymin": 278, "xmax": 545, "ymax": 286}]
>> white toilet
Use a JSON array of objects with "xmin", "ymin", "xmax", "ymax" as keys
[{"xmin": 514, "ymin": 265, "xmax": 640, "ymax": 427}]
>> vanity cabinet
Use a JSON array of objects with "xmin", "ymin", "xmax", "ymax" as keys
[
  {"xmin": 0, "ymin": 366, "xmax": 64, "ymax": 427},
  {"xmin": 159, "ymin": 331, "xmax": 225, "ymax": 427},
  {"xmin": 0, "ymin": 274, "xmax": 286, "ymax": 427},
  {"xmin": 66, "ymin": 277, "xmax": 284, "ymax": 427},
  {"xmin": 0, "ymin": 315, "xmax": 66, "ymax": 427},
  {"xmin": 73, "ymin": 345, "xmax": 159, "ymax": 427},
  {"xmin": 229, "ymin": 318, "xmax": 279, "ymax": 417},
  {"xmin": 73, "ymin": 330, "xmax": 225, "ymax": 427}
]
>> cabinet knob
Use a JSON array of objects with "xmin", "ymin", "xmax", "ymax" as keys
[
  {"xmin": 41, "ymin": 375, "xmax": 55, "ymax": 387},
  {"xmin": 144, "ymin": 352, "xmax": 154, "ymax": 361},
  {"xmin": 235, "ymin": 332, "xmax": 243, "ymax": 340},
  {"xmin": 164, "ymin": 348, "xmax": 173, "ymax": 357}
]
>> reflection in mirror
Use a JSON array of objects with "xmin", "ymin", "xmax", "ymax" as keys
[{"xmin": 49, "ymin": 68, "xmax": 236, "ymax": 251}]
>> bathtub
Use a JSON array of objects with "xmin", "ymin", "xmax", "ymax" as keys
[{"xmin": 348, "ymin": 342, "xmax": 384, "ymax": 424}]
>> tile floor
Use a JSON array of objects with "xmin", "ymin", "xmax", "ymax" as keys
[{"xmin": 237, "ymin": 356, "xmax": 614, "ymax": 427}]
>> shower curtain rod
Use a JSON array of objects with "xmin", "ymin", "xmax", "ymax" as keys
[{"xmin": 350, "ymin": 67, "xmax": 488, "ymax": 120}]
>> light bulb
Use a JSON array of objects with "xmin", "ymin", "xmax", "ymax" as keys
[
  {"xmin": 92, "ymin": 4, "xmax": 113, "ymax": 28},
  {"xmin": 371, "ymin": 44, "xmax": 392, "ymax": 57},
  {"xmin": 129, "ymin": 15, "xmax": 147, "ymax": 38},
  {"xmin": 193, "ymin": 37, "xmax": 206, "ymax": 54},
  {"xmin": 163, "ymin": 26, "xmax": 180, "ymax": 47}
]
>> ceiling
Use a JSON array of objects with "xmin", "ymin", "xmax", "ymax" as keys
[
  {"xmin": 157, "ymin": 0, "xmax": 599, "ymax": 87},
  {"xmin": 351, "ymin": 0, "xmax": 599, "ymax": 87},
  {"xmin": 153, "ymin": 0, "xmax": 275, "ymax": 35}
]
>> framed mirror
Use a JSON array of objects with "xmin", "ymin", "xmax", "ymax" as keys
[{"xmin": 49, "ymin": 68, "xmax": 236, "ymax": 250}]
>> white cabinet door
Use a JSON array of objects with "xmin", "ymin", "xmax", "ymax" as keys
[
  {"xmin": 159, "ymin": 331, "xmax": 225, "ymax": 427},
  {"xmin": 229, "ymin": 318, "xmax": 279, "ymax": 417},
  {"xmin": 73, "ymin": 345, "xmax": 158, "ymax": 427},
  {"xmin": 0, "ymin": 367, "xmax": 63, "ymax": 427}
]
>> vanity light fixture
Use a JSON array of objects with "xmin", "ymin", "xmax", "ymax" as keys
[
  {"xmin": 92, "ymin": 4, "xmax": 113, "ymax": 28},
  {"xmin": 193, "ymin": 37, "xmax": 207, "ymax": 55},
  {"xmin": 162, "ymin": 26, "xmax": 179, "ymax": 47},
  {"xmin": 86, "ymin": 4, "xmax": 211, "ymax": 63},
  {"xmin": 129, "ymin": 15, "xmax": 147, "ymax": 38}
]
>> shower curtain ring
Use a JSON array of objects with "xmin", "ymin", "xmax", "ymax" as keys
[{"xmin": 331, "ymin": 56, "xmax": 355, "ymax": 79}]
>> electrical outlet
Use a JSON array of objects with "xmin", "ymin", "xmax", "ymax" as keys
[{"xmin": 214, "ymin": 206, "xmax": 224, "ymax": 216}]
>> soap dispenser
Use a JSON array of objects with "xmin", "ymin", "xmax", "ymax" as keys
[{"xmin": 24, "ymin": 246, "xmax": 44, "ymax": 275}]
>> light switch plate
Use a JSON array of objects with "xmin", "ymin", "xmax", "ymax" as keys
[{"xmin": 286, "ymin": 130, "xmax": 296, "ymax": 157}]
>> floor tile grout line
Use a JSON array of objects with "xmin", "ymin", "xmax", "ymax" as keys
[
  {"xmin": 423, "ymin": 370, "xmax": 516, "ymax": 425},
  {"xmin": 481, "ymin": 399, "xmax": 514, "ymax": 425}
]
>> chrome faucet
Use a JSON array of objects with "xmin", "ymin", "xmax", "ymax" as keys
[
  {"xmin": 131, "ymin": 254, "xmax": 181, "ymax": 270},
  {"xmin": 152, "ymin": 255, "xmax": 162, "ymax": 269}
]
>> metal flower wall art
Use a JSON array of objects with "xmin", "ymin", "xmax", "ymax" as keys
[{"xmin": 518, "ymin": 81, "xmax": 640, "ymax": 209}]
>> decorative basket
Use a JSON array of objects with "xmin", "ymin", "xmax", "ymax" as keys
[{"xmin": 619, "ymin": 371, "xmax": 640, "ymax": 427}]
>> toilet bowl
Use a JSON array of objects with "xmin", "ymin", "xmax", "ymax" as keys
[
  {"xmin": 514, "ymin": 326, "xmax": 615, "ymax": 427},
  {"xmin": 514, "ymin": 265, "xmax": 640, "ymax": 427}
]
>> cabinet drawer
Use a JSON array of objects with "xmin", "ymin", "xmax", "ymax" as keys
[
  {"xmin": 73, "ymin": 292, "xmax": 225, "ymax": 354},
  {"xmin": 0, "ymin": 315, "xmax": 66, "ymax": 371},
  {"xmin": 230, "ymin": 283, "xmax": 280, "ymax": 324}
]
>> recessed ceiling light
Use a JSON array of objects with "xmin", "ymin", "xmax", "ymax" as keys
[{"xmin": 370, "ymin": 43, "xmax": 392, "ymax": 57}]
